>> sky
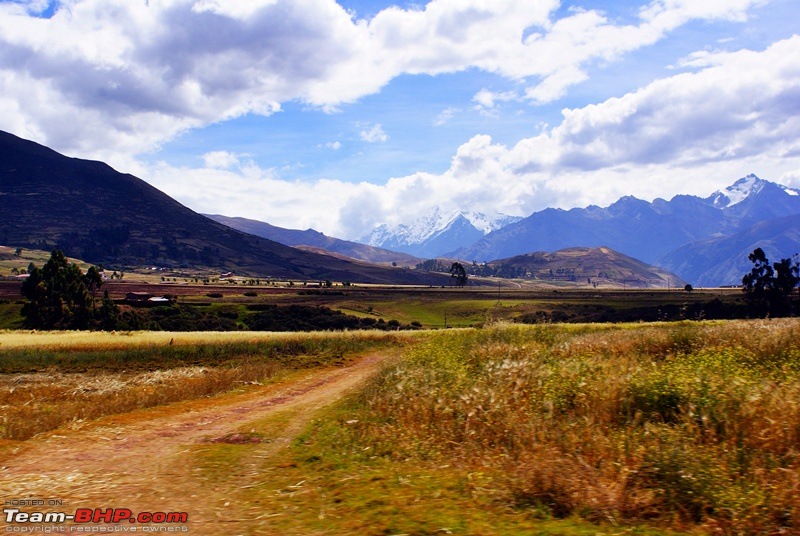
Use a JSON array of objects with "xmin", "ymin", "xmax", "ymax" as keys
[{"xmin": 1, "ymin": 0, "xmax": 799, "ymax": 240}]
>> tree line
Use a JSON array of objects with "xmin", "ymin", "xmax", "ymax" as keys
[
  {"xmin": 14, "ymin": 248, "xmax": 800, "ymax": 330},
  {"xmin": 741, "ymin": 247, "xmax": 800, "ymax": 316},
  {"xmin": 17, "ymin": 250, "xmax": 423, "ymax": 331}
]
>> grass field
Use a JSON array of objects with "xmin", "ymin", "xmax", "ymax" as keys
[
  {"xmin": 0, "ymin": 329, "xmax": 421, "ymax": 440},
  {"xmin": 2, "ymin": 319, "xmax": 799, "ymax": 534},
  {"xmin": 339, "ymin": 319, "xmax": 800, "ymax": 534}
]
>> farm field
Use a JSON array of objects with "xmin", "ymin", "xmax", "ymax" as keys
[
  {"xmin": 0, "ymin": 278, "xmax": 747, "ymax": 330},
  {"xmin": 2, "ymin": 319, "xmax": 798, "ymax": 534}
]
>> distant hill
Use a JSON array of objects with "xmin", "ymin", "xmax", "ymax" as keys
[
  {"xmin": 478, "ymin": 247, "xmax": 684, "ymax": 288},
  {"xmin": 205, "ymin": 214, "xmax": 421, "ymax": 267},
  {"xmin": 0, "ymin": 130, "xmax": 446, "ymax": 285},
  {"xmin": 658, "ymin": 214, "xmax": 800, "ymax": 286}
]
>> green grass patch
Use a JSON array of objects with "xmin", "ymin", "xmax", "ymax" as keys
[
  {"xmin": 0, "ymin": 301, "xmax": 23, "ymax": 329},
  {"xmin": 208, "ymin": 397, "xmax": 685, "ymax": 535}
]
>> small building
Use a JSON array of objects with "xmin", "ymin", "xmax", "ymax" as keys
[
  {"xmin": 124, "ymin": 292, "xmax": 172, "ymax": 307},
  {"xmin": 125, "ymin": 292, "xmax": 152, "ymax": 302}
]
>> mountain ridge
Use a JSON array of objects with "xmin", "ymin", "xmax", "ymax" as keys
[
  {"xmin": 0, "ymin": 130, "xmax": 447, "ymax": 285},
  {"xmin": 481, "ymin": 246, "xmax": 684, "ymax": 289},
  {"xmin": 447, "ymin": 175, "xmax": 800, "ymax": 286},
  {"xmin": 205, "ymin": 214, "xmax": 422, "ymax": 267},
  {"xmin": 658, "ymin": 214, "xmax": 800, "ymax": 286},
  {"xmin": 360, "ymin": 208, "xmax": 521, "ymax": 258}
]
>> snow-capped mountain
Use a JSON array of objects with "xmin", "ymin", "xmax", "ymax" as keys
[
  {"xmin": 448, "ymin": 174, "xmax": 800, "ymax": 286},
  {"xmin": 707, "ymin": 174, "xmax": 799, "ymax": 209},
  {"xmin": 361, "ymin": 208, "xmax": 521, "ymax": 259},
  {"xmin": 357, "ymin": 174, "xmax": 800, "ymax": 285}
]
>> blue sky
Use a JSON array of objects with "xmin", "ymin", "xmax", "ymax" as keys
[
  {"xmin": 151, "ymin": 0, "xmax": 799, "ymax": 185},
  {"xmin": 1, "ymin": 0, "xmax": 799, "ymax": 238}
]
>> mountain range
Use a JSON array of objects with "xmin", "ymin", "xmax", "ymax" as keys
[
  {"xmin": 3, "ymin": 127, "xmax": 797, "ymax": 287},
  {"xmin": 659, "ymin": 213, "xmax": 800, "ymax": 286},
  {"xmin": 360, "ymin": 208, "xmax": 521, "ymax": 258},
  {"xmin": 0, "ymin": 130, "xmax": 446, "ymax": 285},
  {"xmin": 205, "ymin": 214, "xmax": 421, "ymax": 267},
  {"xmin": 406, "ymin": 175, "xmax": 798, "ymax": 286}
]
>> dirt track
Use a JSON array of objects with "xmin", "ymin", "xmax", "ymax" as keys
[{"xmin": 0, "ymin": 352, "xmax": 389, "ymax": 534}]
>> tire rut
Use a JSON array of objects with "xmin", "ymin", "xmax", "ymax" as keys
[{"xmin": 0, "ymin": 352, "xmax": 389, "ymax": 533}]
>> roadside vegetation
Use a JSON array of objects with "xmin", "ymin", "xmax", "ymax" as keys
[
  {"xmin": 3, "ymin": 320, "xmax": 800, "ymax": 534},
  {"xmin": 316, "ymin": 320, "xmax": 800, "ymax": 534},
  {"xmin": 3, "ymin": 248, "xmax": 800, "ymax": 533},
  {"xmin": 0, "ymin": 329, "xmax": 419, "ymax": 440}
]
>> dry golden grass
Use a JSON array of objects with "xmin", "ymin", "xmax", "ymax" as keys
[
  {"xmin": 0, "ymin": 329, "xmax": 421, "ymax": 440},
  {"xmin": 0, "ymin": 328, "xmax": 422, "ymax": 352},
  {"xmin": 0, "ymin": 362, "xmax": 283, "ymax": 440},
  {"xmin": 351, "ymin": 319, "xmax": 800, "ymax": 534}
]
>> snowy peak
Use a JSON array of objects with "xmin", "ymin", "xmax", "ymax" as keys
[
  {"xmin": 464, "ymin": 212, "xmax": 523, "ymax": 234},
  {"xmin": 707, "ymin": 174, "xmax": 799, "ymax": 209},
  {"xmin": 360, "ymin": 209, "xmax": 522, "ymax": 258},
  {"xmin": 708, "ymin": 174, "xmax": 764, "ymax": 208}
]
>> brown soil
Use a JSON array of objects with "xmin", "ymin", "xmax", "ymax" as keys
[{"xmin": 0, "ymin": 352, "xmax": 390, "ymax": 534}]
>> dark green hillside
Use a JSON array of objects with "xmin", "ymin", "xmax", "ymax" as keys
[{"xmin": 0, "ymin": 130, "xmax": 444, "ymax": 284}]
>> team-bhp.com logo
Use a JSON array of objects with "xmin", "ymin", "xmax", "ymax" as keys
[{"xmin": 4, "ymin": 508, "xmax": 188, "ymax": 531}]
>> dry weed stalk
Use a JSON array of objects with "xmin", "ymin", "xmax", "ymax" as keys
[{"xmin": 354, "ymin": 319, "xmax": 800, "ymax": 533}]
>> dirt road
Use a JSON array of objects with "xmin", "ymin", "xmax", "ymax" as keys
[{"xmin": 0, "ymin": 352, "xmax": 390, "ymax": 534}]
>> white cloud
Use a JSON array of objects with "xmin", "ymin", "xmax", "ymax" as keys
[
  {"xmin": 140, "ymin": 36, "xmax": 800, "ymax": 239},
  {"xmin": 0, "ymin": 0, "xmax": 769, "ymax": 160},
  {"xmin": 323, "ymin": 141, "xmax": 343, "ymax": 150},
  {"xmin": 434, "ymin": 107, "xmax": 459, "ymax": 126},
  {"xmin": 359, "ymin": 123, "xmax": 388, "ymax": 143},
  {"xmin": 1, "ymin": 0, "xmax": 793, "ymax": 242},
  {"xmin": 472, "ymin": 89, "xmax": 517, "ymax": 115},
  {"xmin": 780, "ymin": 169, "xmax": 800, "ymax": 190},
  {"xmin": 202, "ymin": 150, "xmax": 242, "ymax": 169}
]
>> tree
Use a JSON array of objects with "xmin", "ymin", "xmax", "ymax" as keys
[
  {"xmin": 20, "ymin": 250, "xmax": 99, "ymax": 329},
  {"xmin": 449, "ymin": 262, "xmax": 468, "ymax": 287},
  {"xmin": 84, "ymin": 266, "xmax": 103, "ymax": 312},
  {"xmin": 97, "ymin": 290, "xmax": 120, "ymax": 330},
  {"xmin": 742, "ymin": 248, "xmax": 800, "ymax": 316}
]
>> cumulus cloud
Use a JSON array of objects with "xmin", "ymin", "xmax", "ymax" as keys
[
  {"xmin": 202, "ymin": 150, "xmax": 242, "ymax": 169},
  {"xmin": 139, "ymin": 36, "xmax": 800, "ymax": 238},
  {"xmin": 359, "ymin": 123, "xmax": 388, "ymax": 143},
  {"xmin": 0, "ymin": 0, "xmax": 769, "ymax": 160},
  {"xmin": 1, "ymin": 0, "xmax": 793, "ymax": 241},
  {"xmin": 472, "ymin": 89, "xmax": 517, "ymax": 115}
]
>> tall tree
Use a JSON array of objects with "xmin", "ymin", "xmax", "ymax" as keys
[
  {"xmin": 21, "ymin": 250, "xmax": 96, "ymax": 329},
  {"xmin": 83, "ymin": 265, "xmax": 103, "ymax": 313},
  {"xmin": 742, "ymin": 248, "xmax": 800, "ymax": 316},
  {"xmin": 449, "ymin": 262, "xmax": 468, "ymax": 287}
]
